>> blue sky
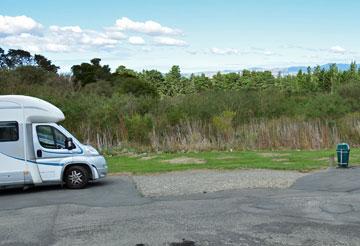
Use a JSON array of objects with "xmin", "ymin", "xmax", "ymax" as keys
[{"xmin": 1, "ymin": 0, "xmax": 360, "ymax": 72}]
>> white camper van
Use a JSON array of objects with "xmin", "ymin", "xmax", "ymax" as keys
[{"xmin": 0, "ymin": 95, "xmax": 107, "ymax": 189}]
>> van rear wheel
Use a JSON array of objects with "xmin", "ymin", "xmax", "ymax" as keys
[{"xmin": 64, "ymin": 166, "xmax": 89, "ymax": 189}]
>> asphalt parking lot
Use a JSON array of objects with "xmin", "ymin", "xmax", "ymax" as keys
[{"xmin": 1, "ymin": 167, "xmax": 360, "ymax": 246}]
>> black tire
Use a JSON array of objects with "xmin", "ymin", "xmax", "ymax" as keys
[{"xmin": 64, "ymin": 165, "xmax": 89, "ymax": 189}]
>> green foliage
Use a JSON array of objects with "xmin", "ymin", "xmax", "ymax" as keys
[
  {"xmin": 125, "ymin": 114, "xmax": 153, "ymax": 144},
  {"xmin": 82, "ymin": 80, "xmax": 113, "ymax": 97},
  {"xmin": 34, "ymin": 54, "xmax": 59, "ymax": 73},
  {"xmin": 212, "ymin": 111, "xmax": 236, "ymax": 138},
  {"xmin": 0, "ymin": 48, "xmax": 59, "ymax": 72},
  {"xmin": 164, "ymin": 65, "xmax": 182, "ymax": 96},
  {"xmin": 337, "ymin": 81, "xmax": 360, "ymax": 111},
  {"xmin": 12, "ymin": 66, "xmax": 53, "ymax": 85},
  {"xmin": 71, "ymin": 58, "xmax": 111, "ymax": 87},
  {"xmin": 115, "ymin": 65, "xmax": 138, "ymax": 77},
  {"xmin": 191, "ymin": 73, "xmax": 211, "ymax": 91},
  {"xmin": 2, "ymin": 46, "xmax": 360, "ymax": 150},
  {"xmin": 303, "ymin": 94, "xmax": 349, "ymax": 119},
  {"xmin": 116, "ymin": 76, "xmax": 158, "ymax": 97},
  {"xmin": 140, "ymin": 69, "xmax": 165, "ymax": 94}
]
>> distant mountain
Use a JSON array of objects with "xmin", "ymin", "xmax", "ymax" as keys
[
  {"xmin": 282, "ymin": 63, "xmax": 351, "ymax": 75},
  {"xmin": 184, "ymin": 63, "xmax": 354, "ymax": 77}
]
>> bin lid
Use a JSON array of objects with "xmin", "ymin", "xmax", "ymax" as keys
[{"xmin": 336, "ymin": 143, "xmax": 350, "ymax": 151}]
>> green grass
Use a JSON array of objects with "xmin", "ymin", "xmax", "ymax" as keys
[{"xmin": 106, "ymin": 148, "xmax": 360, "ymax": 174}]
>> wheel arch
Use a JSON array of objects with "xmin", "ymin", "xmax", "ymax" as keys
[{"xmin": 62, "ymin": 163, "xmax": 94, "ymax": 181}]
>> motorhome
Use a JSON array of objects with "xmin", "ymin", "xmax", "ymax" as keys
[{"xmin": 0, "ymin": 95, "xmax": 107, "ymax": 189}]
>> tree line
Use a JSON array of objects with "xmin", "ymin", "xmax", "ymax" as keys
[
  {"xmin": 71, "ymin": 57, "xmax": 360, "ymax": 97},
  {"xmin": 1, "ymin": 47, "xmax": 360, "ymax": 151},
  {"xmin": 1, "ymin": 47, "xmax": 360, "ymax": 97}
]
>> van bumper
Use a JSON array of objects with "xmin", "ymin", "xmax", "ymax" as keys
[
  {"xmin": 96, "ymin": 167, "xmax": 108, "ymax": 179},
  {"xmin": 90, "ymin": 156, "xmax": 108, "ymax": 180}
]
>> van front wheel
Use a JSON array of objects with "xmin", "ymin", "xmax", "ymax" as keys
[{"xmin": 64, "ymin": 166, "xmax": 89, "ymax": 189}]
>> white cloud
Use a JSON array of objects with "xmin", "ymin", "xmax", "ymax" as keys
[
  {"xmin": 0, "ymin": 33, "xmax": 69, "ymax": 52},
  {"xmin": 115, "ymin": 17, "xmax": 181, "ymax": 36},
  {"xmin": 0, "ymin": 15, "xmax": 188, "ymax": 54},
  {"xmin": 128, "ymin": 36, "xmax": 145, "ymax": 45},
  {"xmin": 79, "ymin": 31, "xmax": 118, "ymax": 46},
  {"xmin": 49, "ymin": 25, "xmax": 117, "ymax": 46},
  {"xmin": 211, "ymin": 47, "xmax": 239, "ymax": 55},
  {"xmin": 49, "ymin": 25, "xmax": 82, "ymax": 33},
  {"xmin": 0, "ymin": 15, "xmax": 42, "ymax": 35},
  {"xmin": 0, "ymin": 26, "xmax": 119, "ymax": 53},
  {"xmin": 330, "ymin": 46, "xmax": 346, "ymax": 54},
  {"xmin": 105, "ymin": 29, "xmax": 126, "ymax": 40},
  {"xmin": 154, "ymin": 37, "xmax": 188, "ymax": 46}
]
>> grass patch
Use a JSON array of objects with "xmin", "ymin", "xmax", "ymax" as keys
[{"xmin": 106, "ymin": 148, "xmax": 360, "ymax": 174}]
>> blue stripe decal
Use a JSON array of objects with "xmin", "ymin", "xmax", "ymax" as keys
[
  {"xmin": 0, "ymin": 152, "xmax": 64, "ymax": 167},
  {"xmin": 28, "ymin": 160, "xmax": 64, "ymax": 166}
]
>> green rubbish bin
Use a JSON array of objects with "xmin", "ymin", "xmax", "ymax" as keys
[{"xmin": 336, "ymin": 143, "xmax": 350, "ymax": 167}]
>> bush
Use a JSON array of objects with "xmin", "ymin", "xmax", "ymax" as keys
[
  {"xmin": 303, "ymin": 94, "xmax": 349, "ymax": 119},
  {"xmin": 125, "ymin": 114, "xmax": 153, "ymax": 144},
  {"xmin": 212, "ymin": 111, "xmax": 236, "ymax": 139}
]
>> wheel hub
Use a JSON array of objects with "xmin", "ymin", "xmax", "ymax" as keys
[{"xmin": 69, "ymin": 170, "xmax": 83, "ymax": 185}]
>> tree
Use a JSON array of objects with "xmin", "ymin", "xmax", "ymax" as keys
[
  {"xmin": 348, "ymin": 61, "xmax": 358, "ymax": 81},
  {"xmin": 164, "ymin": 65, "xmax": 181, "ymax": 96},
  {"xmin": 115, "ymin": 65, "xmax": 137, "ymax": 77},
  {"xmin": 112, "ymin": 65, "xmax": 158, "ymax": 97},
  {"xmin": 212, "ymin": 72, "xmax": 227, "ymax": 90},
  {"xmin": 328, "ymin": 63, "xmax": 339, "ymax": 94},
  {"xmin": 5, "ymin": 49, "xmax": 33, "ymax": 68},
  {"xmin": 0, "ymin": 48, "xmax": 5, "ymax": 68},
  {"xmin": 34, "ymin": 54, "xmax": 59, "ymax": 73},
  {"xmin": 254, "ymin": 71, "xmax": 275, "ymax": 90},
  {"xmin": 71, "ymin": 58, "xmax": 111, "ymax": 87},
  {"xmin": 118, "ymin": 77, "xmax": 158, "ymax": 97},
  {"xmin": 140, "ymin": 69, "xmax": 166, "ymax": 95},
  {"xmin": 298, "ymin": 66, "xmax": 316, "ymax": 92},
  {"xmin": 0, "ymin": 47, "xmax": 59, "ymax": 72},
  {"xmin": 191, "ymin": 73, "xmax": 211, "ymax": 92}
]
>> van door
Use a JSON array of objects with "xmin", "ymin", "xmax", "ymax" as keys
[
  {"xmin": 0, "ymin": 121, "xmax": 24, "ymax": 185},
  {"xmin": 32, "ymin": 124, "xmax": 74, "ymax": 181}
]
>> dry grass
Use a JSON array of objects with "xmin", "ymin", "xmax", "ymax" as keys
[
  {"xmin": 272, "ymin": 158, "xmax": 290, "ymax": 162},
  {"xmin": 148, "ymin": 117, "xmax": 359, "ymax": 152},
  {"xmin": 140, "ymin": 156, "xmax": 158, "ymax": 161},
  {"xmin": 258, "ymin": 153, "xmax": 290, "ymax": 158},
  {"xmin": 90, "ymin": 114, "xmax": 360, "ymax": 152},
  {"xmin": 162, "ymin": 157, "xmax": 207, "ymax": 165}
]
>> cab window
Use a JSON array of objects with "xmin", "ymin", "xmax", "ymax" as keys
[
  {"xmin": 54, "ymin": 128, "xmax": 66, "ymax": 149},
  {"xmin": 36, "ymin": 125, "xmax": 68, "ymax": 149}
]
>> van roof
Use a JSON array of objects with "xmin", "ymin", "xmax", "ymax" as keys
[{"xmin": 0, "ymin": 95, "xmax": 65, "ymax": 123}]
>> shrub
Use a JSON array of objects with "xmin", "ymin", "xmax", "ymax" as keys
[
  {"xmin": 212, "ymin": 111, "xmax": 236, "ymax": 140},
  {"xmin": 125, "ymin": 114, "xmax": 153, "ymax": 144}
]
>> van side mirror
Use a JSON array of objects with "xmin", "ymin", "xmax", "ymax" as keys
[{"xmin": 65, "ymin": 137, "xmax": 75, "ymax": 150}]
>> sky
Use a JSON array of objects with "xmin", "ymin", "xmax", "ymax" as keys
[{"xmin": 1, "ymin": 0, "xmax": 360, "ymax": 73}]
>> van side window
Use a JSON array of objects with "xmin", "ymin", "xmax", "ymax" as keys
[
  {"xmin": 0, "ymin": 122, "xmax": 19, "ymax": 142},
  {"xmin": 36, "ymin": 126, "xmax": 68, "ymax": 149}
]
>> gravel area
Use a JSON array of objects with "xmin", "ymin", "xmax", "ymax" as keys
[{"xmin": 133, "ymin": 169, "xmax": 308, "ymax": 197}]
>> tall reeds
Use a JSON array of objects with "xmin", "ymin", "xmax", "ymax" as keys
[{"xmin": 81, "ymin": 114, "xmax": 360, "ymax": 152}]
